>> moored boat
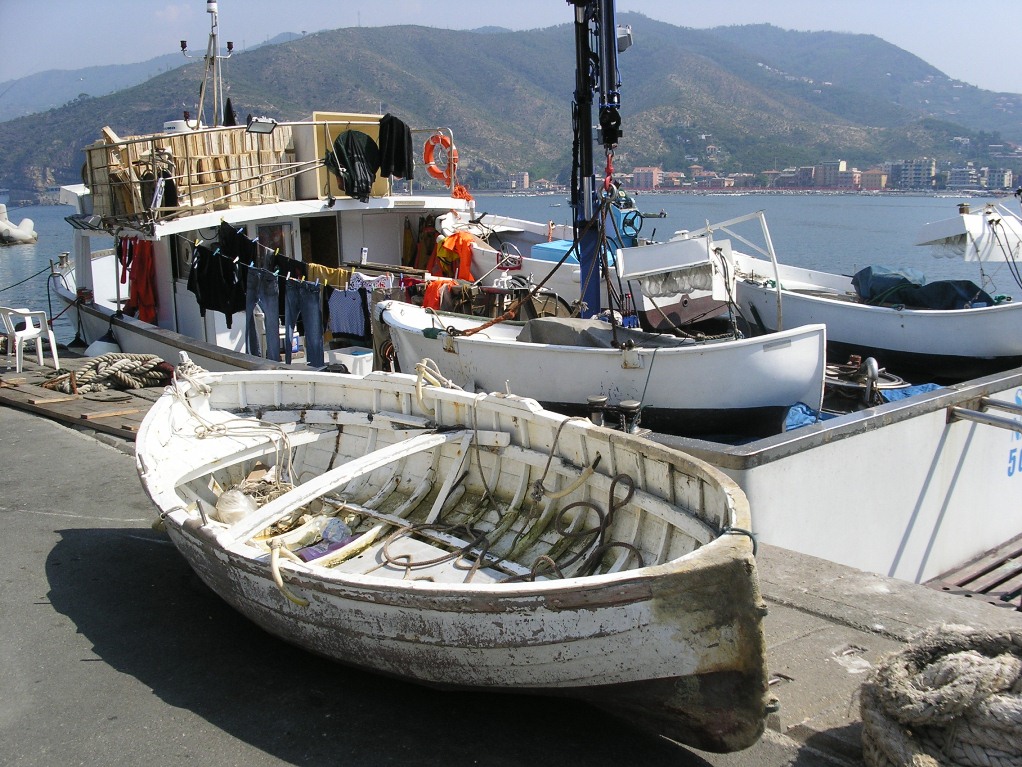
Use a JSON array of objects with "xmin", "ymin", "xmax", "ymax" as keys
[
  {"xmin": 377, "ymin": 299, "xmax": 826, "ymax": 439},
  {"xmin": 713, "ymin": 208, "xmax": 1022, "ymax": 382},
  {"xmin": 0, "ymin": 203, "xmax": 37, "ymax": 244},
  {"xmin": 135, "ymin": 362, "xmax": 771, "ymax": 752},
  {"xmin": 49, "ymin": 2, "xmax": 577, "ymax": 373}
]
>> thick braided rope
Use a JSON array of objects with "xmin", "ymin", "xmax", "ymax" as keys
[
  {"xmin": 56, "ymin": 352, "xmax": 169, "ymax": 393},
  {"xmin": 861, "ymin": 625, "xmax": 1022, "ymax": 767}
]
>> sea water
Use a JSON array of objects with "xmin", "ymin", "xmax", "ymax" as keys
[
  {"xmin": 481, "ymin": 191, "xmax": 1022, "ymax": 301},
  {"xmin": 3, "ymin": 193, "xmax": 1020, "ymax": 345},
  {"xmin": 0, "ymin": 205, "xmax": 111, "ymax": 344}
]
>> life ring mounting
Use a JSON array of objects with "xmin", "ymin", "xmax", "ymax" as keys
[{"xmin": 423, "ymin": 132, "xmax": 458, "ymax": 187}]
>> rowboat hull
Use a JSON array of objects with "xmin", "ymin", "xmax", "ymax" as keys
[
  {"xmin": 136, "ymin": 368, "xmax": 771, "ymax": 752},
  {"xmin": 377, "ymin": 299, "xmax": 826, "ymax": 439}
]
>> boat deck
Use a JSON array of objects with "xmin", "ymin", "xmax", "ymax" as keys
[{"xmin": 0, "ymin": 349, "xmax": 163, "ymax": 441}]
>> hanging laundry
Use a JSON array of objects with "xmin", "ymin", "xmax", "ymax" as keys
[
  {"xmin": 327, "ymin": 288, "xmax": 366, "ymax": 338},
  {"xmin": 379, "ymin": 113, "xmax": 414, "ymax": 180},
  {"xmin": 349, "ymin": 271, "xmax": 393, "ymax": 319},
  {"xmin": 218, "ymin": 222, "xmax": 259, "ymax": 267},
  {"xmin": 305, "ymin": 262, "xmax": 351, "ymax": 288},
  {"xmin": 284, "ymin": 279, "xmax": 324, "ymax": 367},
  {"xmin": 245, "ymin": 267, "xmax": 280, "ymax": 360},
  {"xmin": 124, "ymin": 239, "xmax": 158, "ymax": 324},
  {"xmin": 186, "ymin": 244, "xmax": 246, "ymax": 328},
  {"xmin": 273, "ymin": 253, "xmax": 308, "ymax": 320},
  {"xmin": 325, "ymin": 130, "xmax": 380, "ymax": 203}
]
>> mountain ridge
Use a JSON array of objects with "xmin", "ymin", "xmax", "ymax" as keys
[{"xmin": 1, "ymin": 16, "xmax": 1018, "ymax": 200}]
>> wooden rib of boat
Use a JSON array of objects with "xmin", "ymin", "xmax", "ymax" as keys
[{"xmin": 135, "ymin": 363, "xmax": 771, "ymax": 752}]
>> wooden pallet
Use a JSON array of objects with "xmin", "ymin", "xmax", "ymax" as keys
[{"xmin": 0, "ymin": 355, "xmax": 161, "ymax": 442}]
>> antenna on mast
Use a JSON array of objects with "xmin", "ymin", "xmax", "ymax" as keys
[{"xmin": 180, "ymin": 0, "xmax": 234, "ymax": 127}]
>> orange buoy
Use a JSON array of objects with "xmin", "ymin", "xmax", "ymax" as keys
[{"xmin": 423, "ymin": 133, "xmax": 458, "ymax": 186}]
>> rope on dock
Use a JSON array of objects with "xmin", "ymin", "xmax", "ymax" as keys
[
  {"xmin": 861, "ymin": 624, "xmax": 1022, "ymax": 767},
  {"xmin": 45, "ymin": 352, "xmax": 173, "ymax": 393}
]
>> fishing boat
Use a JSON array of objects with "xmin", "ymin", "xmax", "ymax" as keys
[
  {"xmin": 49, "ymin": 1, "xmax": 577, "ymax": 373},
  {"xmin": 135, "ymin": 361, "xmax": 772, "ymax": 753},
  {"xmin": 376, "ymin": 299, "xmax": 826, "ymax": 439},
  {"xmin": 717, "ymin": 207, "xmax": 1022, "ymax": 382}
]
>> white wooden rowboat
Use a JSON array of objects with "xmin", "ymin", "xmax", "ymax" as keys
[{"xmin": 135, "ymin": 361, "xmax": 771, "ymax": 752}]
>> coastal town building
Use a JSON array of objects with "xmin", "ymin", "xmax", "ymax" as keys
[
  {"xmin": 631, "ymin": 166, "xmax": 663, "ymax": 190},
  {"xmin": 508, "ymin": 171, "xmax": 530, "ymax": 191},
  {"xmin": 817, "ymin": 160, "xmax": 847, "ymax": 188},
  {"xmin": 860, "ymin": 168, "xmax": 888, "ymax": 190}
]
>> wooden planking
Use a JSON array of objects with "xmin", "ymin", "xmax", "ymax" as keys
[{"xmin": 0, "ymin": 354, "xmax": 156, "ymax": 442}]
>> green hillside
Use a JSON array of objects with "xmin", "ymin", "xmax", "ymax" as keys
[{"xmin": 0, "ymin": 15, "xmax": 1017, "ymax": 199}]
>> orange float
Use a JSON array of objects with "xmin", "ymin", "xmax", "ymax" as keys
[{"xmin": 423, "ymin": 133, "xmax": 458, "ymax": 186}]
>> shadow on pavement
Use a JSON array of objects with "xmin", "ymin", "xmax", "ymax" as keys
[{"xmin": 47, "ymin": 525, "xmax": 717, "ymax": 767}]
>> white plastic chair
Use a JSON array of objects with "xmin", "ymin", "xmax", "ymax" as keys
[{"xmin": 0, "ymin": 306, "xmax": 60, "ymax": 372}]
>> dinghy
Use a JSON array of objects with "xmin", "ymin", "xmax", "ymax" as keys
[{"xmin": 135, "ymin": 360, "xmax": 771, "ymax": 752}]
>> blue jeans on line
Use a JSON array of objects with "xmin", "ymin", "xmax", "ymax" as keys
[
  {"xmin": 245, "ymin": 268, "xmax": 280, "ymax": 360},
  {"xmin": 284, "ymin": 280, "xmax": 324, "ymax": 367}
]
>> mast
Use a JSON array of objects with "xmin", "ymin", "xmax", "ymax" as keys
[
  {"xmin": 181, "ymin": 0, "xmax": 234, "ymax": 127},
  {"xmin": 568, "ymin": 0, "xmax": 624, "ymax": 318}
]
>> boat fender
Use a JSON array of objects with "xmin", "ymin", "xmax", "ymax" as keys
[
  {"xmin": 85, "ymin": 337, "xmax": 121, "ymax": 356},
  {"xmin": 423, "ymin": 133, "xmax": 458, "ymax": 187}
]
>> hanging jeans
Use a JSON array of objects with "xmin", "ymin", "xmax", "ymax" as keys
[
  {"xmin": 245, "ymin": 268, "xmax": 280, "ymax": 360},
  {"xmin": 284, "ymin": 279, "xmax": 324, "ymax": 367}
]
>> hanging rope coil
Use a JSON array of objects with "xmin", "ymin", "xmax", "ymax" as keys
[
  {"xmin": 860, "ymin": 624, "xmax": 1022, "ymax": 767},
  {"xmin": 47, "ymin": 352, "xmax": 172, "ymax": 393}
]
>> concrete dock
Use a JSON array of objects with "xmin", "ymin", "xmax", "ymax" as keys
[{"xmin": 2, "ymin": 378, "xmax": 1020, "ymax": 766}]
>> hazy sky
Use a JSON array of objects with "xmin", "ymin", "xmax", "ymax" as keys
[{"xmin": 2, "ymin": 1, "xmax": 1020, "ymax": 93}]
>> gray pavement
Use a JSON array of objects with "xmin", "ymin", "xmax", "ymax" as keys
[{"xmin": 2, "ymin": 405, "xmax": 1019, "ymax": 767}]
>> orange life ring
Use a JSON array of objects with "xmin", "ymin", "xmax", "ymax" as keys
[{"xmin": 423, "ymin": 133, "xmax": 458, "ymax": 186}]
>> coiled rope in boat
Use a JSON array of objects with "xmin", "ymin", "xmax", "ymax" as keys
[
  {"xmin": 47, "ymin": 352, "xmax": 172, "ymax": 393},
  {"xmin": 861, "ymin": 624, "xmax": 1022, "ymax": 767}
]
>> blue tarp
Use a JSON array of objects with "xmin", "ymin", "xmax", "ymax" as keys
[
  {"xmin": 784, "ymin": 383, "xmax": 943, "ymax": 431},
  {"xmin": 851, "ymin": 266, "xmax": 994, "ymax": 309}
]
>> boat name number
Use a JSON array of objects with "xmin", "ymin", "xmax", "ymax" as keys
[{"xmin": 1007, "ymin": 389, "xmax": 1022, "ymax": 478}]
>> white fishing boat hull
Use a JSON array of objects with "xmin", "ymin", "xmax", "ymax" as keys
[
  {"xmin": 377, "ymin": 299, "xmax": 826, "ymax": 439},
  {"xmin": 136, "ymin": 368, "xmax": 770, "ymax": 752},
  {"xmin": 654, "ymin": 367, "xmax": 1022, "ymax": 584},
  {"xmin": 732, "ymin": 251, "xmax": 1022, "ymax": 381}
]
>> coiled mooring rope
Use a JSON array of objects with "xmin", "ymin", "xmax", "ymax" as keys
[
  {"xmin": 861, "ymin": 624, "xmax": 1022, "ymax": 767},
  {"xmin": 46, "ymin": 352, "xmax": 172, "ymax": 394}
]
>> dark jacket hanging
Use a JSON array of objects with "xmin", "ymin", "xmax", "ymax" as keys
[
  {"xmin": 325, "ymin": 130, "xmax": 380, "ymax": 202},
  {"xmin": 379, "ymin": 113, "xmax": 414, "ymax": 180},
  {"xmin": 186, "ymin": 245, "xmax": 246, "ymax": 328}
]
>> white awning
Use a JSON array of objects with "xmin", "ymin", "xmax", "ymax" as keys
[
  {"xmin": 917, "ymin": 204, "xmax": 1022, "ymax": 262},
  {"xmin": 615, "ymin": 236, "xmax": 733, "ymax": 299}
]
